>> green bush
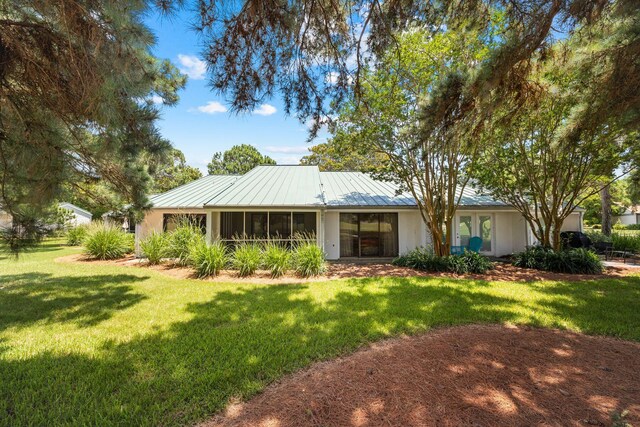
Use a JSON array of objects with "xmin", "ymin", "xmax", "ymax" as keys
[
  {"xmin": 232, "ymin": 242, "xmax": 262, "ymax": 276},
  {"xmin": 189, "ymin": 240, "xmax": 229, "ymax": 277},
  {"xmin": 167, "ymin": 223, "xmax": 204, "ymax": 266},
  {"xmin": 140, "ymin": 231, "xmax": 168, "ymax": 265},
  {"xmin": 263, "ymin": 242, "xmax": 291, "ymax": 278},
  {"xmin": 66, "ymin": 225, "xmax": 89, "ymax": 246},
  {"xmin": 392, "ymin": 247, "xmax": 493, "ymax": 274},
  {"xmin": 585, "ymin": 230, "xmax": 612, "ymax": 244},
  {"xmin": 513, "ymin": 246, "xmax": 603, "ymax": 274},
  {"xmin": 293, "ymin": 241, "xmax": 326, "ymax": 277},
  {"xmin": 84, "ymin": 224, "xmax": 134, "ymax": 260},
  {"xmin": 611, "ymin": 233, "xmax": 640, "ymax": 252}
]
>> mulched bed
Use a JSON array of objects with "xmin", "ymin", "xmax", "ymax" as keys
[
  {"xmin": 202, "ymin": 325, "xmax": 640, "ymax": 427},
  {"xmin": 57, "ymin": 254, "xmax": 636, "ymax": 283}
]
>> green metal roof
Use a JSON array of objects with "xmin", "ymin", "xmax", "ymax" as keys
[
  {"xmin": 205, "ymin": 165, "xmax": 325, "ymax": 207},
  {"xmin": 149, "ymin": 165, "xmax": 508, "ymax": 209},
  {"xmin": 150, "ymin": 175, "xmax": 238, "ymax": 208}
]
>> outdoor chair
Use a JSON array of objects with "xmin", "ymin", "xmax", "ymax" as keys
[
  {"xmin": 450, "ymin": 236, "xmax": 483, "ymax": 255},
  {"xmin": 468, "ymin": 236, "xmax": 483, "ymax": 253}
]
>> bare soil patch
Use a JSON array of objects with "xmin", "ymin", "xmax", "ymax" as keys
[
  {"xmin": 203, "ymin": 325, "xmax": 640, "ymax": 427},
  {"xmin": 57, "ymin": 253, "xmax": 635, "ymax": 283}
]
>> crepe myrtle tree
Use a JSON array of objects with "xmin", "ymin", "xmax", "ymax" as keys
[
  {"xmin": 328, "ymin": 26, "xmax": 498, "ymax": 257},
  {"xmin": 473, "ymin": 74, "xmax": 631, "ymax": 250}
]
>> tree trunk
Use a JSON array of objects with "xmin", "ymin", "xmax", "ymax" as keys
[{"xmin": 601, "ymin": 184, "xmax": 612, "ymax": 236}]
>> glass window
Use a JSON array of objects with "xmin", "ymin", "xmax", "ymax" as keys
[
  {"xmin": 221, "ymin": 212, "xmax": 244, "ymax": 239},
  {"xmin": 458, "ymin": 215, "xmax": 472, "ymax": 247},
  {"xmin": 163, "ymin": 214, "xmax": 206, "ymax": 234},
  {"xmin": 478, "ymin": 215, "xmax": 492, "ymax": 252},
  {"xmin": 293, "ymin": 212, "xmax": 316, "ymax": 236},
  {"xmin": 380, "ymin": 213, "xmax": 399, "ymax": 257},
  {"xmin": 340, "ymin": 213, "xmax": 359, "ymax": 257},
  {"xmin": 245, "ymin": 212, "xmax": 267, "ymax": 238},
  {"xmin": 269, "ymin": 212, "xmax": 291, "ymax": 238}
]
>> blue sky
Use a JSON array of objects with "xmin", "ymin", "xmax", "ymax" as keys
[{"xmin": 144, "ymin": 9, "xmax": 325, "ymax": 173}]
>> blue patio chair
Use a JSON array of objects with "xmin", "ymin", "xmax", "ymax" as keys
[
  {"xmin": 468, "ymin": 236, "xmax": 483, "ymax": 253},
  {"xmin": 450, "ymin": 245, "xmax": 465, "ymax": 255}
]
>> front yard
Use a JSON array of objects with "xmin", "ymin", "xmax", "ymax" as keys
[{"xmin": 1, "ymin": 241, "xmax": 640, "ymax": 426}]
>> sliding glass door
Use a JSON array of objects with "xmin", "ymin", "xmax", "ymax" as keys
[{"xmin": 339, "ymin": 213, "xmax": 398, "ymax": 257}]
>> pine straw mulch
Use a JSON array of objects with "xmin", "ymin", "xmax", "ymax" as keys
[
  {"xmin": 56, "ymin": 253, "xmax": 637, "ymax": 283},
  {"xmin": 202, "ymin": 325, "xmax": 640, "ymax": 427}
]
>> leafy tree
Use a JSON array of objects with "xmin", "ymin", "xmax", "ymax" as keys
[
  {"xmin": 299, "ymin": 136, "xmax": 387, "ymax": 172},
  {"xmin": 0, "ymin": 1, "xmax": 185, "ymax": 250},
  {"xmin": 148, "ymin": 148, "xmax": 202, "ymax": 193},
  {"xmin": 474, "ymin": 76, "xmax": 630, "ymax": 250},
  {"xmin": 329, "ymin": 26, "xmax": 497, "ymax": 256},
  {"xmin": 207, "ymin": 145, "xmax": 276, "ymax": 175}
]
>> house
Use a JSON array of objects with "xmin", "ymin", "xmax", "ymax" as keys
[
  {"xmin": 614, "ymin": 205, "xmax": 640, "ymax": 226},
  {"xmin": 58, "ymin": 203, "xmax": 93, "ymax": 226},
  {"xmin": 0, "ymin": 203, "xmax": 92, "ymax": 230},
  {"xmin": 135, "ymin": 165, "xmax": 583, "ymax": 259}
]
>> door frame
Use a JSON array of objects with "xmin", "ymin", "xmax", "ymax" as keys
[{"xmin": 454, "ymin": 212, "xmax": 496, "ymax": 255}]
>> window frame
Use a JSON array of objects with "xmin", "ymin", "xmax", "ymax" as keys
[{"xmin": 219, "ymin": 210, "xmax": 318, "ymax": 245}]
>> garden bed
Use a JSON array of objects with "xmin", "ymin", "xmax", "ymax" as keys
[
  {"xmin": 203, "ymin": 324, "xmax": 640, "ymax": 427},
  {"xmin": 56, "ymin": 254, "xmax": 636, "ymax": 283}
]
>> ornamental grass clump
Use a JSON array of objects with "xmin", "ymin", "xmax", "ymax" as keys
[
  {"xmin": 189, "ymin": 240, "xmax": 229, "ymax": 277},
  {"xmin": 167, "ymin": 222, "xmax": 204, "ymax": 266},
  {"xmin": 232, "ymin": 242, "xmax": 263, "ymax": 277},
  {"xmin": 293, "ymin": 241, "xmax": 326, "ymax": 277},
  {"xmin": 66, "ymin": 224, "xmax": 89, "ymax": 246},
  {"xmin": 263, "ymin": 241, "xmax": 291, "ymax": 278},
  {"xmin": 84, "ymin": 223, "xmax": 134, "ymax": 260},
  {"xmin": 392, "ymin": 247, "xmax": 493, "ymax": 274},
  {"xmin": 140, "ymin": 231, "xmax": 169, "ymax": 265}
]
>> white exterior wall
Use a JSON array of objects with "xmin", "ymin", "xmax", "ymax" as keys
[
  {"xmin": 0, "ymin": 211, "xmax": 12, "ymax": 229},
  {"xmin": 614, "ymin": 214, "xmax": 639, "ymax": 226},
  {"xmin": 136, "ymin": 208, "xmax": 208, "ymax": 255},
  {"xmin": 70, "ymin": 212, "xmax": 92, "ymax": 226}
]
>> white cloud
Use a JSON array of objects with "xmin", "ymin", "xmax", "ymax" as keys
[
  {"xmin": 150, "ymin": 95, "xmax": 164, "ymax": 104},
  {"xmin": 274, "ymin": 155, "xmax": 305, "ymax": 165},
  {"xmin": 325, "ymin": 72, "xmax": 340, "ymax": 85},
  {"xmin": 264, "ymin": 145, "xmax": 311, "ymax": 154},
  {"xmin": 252, "ymin": 104, "xmax": 277, "ymax": 116},
  {"xmin": 177, "ymin": 54, "xmax": 207, "ymax": 80},
  {"xmin": 194, "ymin": 101, "xmax": 228, "ymax": 114}
]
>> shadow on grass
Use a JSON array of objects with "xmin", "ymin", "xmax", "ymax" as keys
[
  {"xmin": 0, "ymin": 273, "xmax": 148, "ymax": 329},
  {"xmin": 1, "ymin": 275, "xmax": 640, "ymax": 425}
]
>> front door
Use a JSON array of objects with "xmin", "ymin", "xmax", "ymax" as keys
[{"xmin": 455, "ymin": 213, "xmax": 494, "ymax": 255}]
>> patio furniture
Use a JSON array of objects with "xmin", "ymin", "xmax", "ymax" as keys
[
  {"xmin": 468, "ymin": 237, "xmax": 483, "ymax": 253},
  {"xmin": 593, "ymin": 241, "xmax": 613, "ymax": 255},
  {"xmin": 450, "ymin": 245, "xmax": 465, "ymax": 255},
  {"xmin": 560, "ymin": 231, "xmax": 593, "ymax": 249}
]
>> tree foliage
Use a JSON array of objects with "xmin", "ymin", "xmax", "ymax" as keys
[
  {"xmin": 207, "ymin": 144, "xmax": 276, "ymax": 175},
  {"xmin": 148, "ymin": 148, "xmax": 202, "ymax": 193},
  {"xmin": 0, "ymin": 0, "xmax": 186, "ymax": 249},
  {"xmin": 299, "ymin": 137, "xmax": 387, "ymax": 172}
]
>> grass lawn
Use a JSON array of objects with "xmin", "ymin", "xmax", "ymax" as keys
[{"xmin": 1, "ymin": 241, "xmax": 640, "ymax": 426}]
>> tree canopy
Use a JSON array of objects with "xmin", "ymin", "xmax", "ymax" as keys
[
  {"xmin": 0, "ymin": 0, "xmax": 186, "ymax": 248},
  {"xmin": 207, "ymin": 145, "xmax": 276, "ymax": 175}
]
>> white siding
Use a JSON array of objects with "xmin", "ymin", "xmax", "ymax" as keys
[
  {"xmin": 614, "ymin": 214, "xmax": 638, "ymax": 226},
  {"xmin": 0, "ymin": 212, "xmax": 11, "ymax": 229}
]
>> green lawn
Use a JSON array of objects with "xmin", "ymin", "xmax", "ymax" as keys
[{"xmin": 1, "ymin": 242, "xmax": 640, "ymax": 426}]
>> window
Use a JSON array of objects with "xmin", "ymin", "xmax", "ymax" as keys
[
  {"xmin": 163, "ymin": 214, "xmax": 206, "ymax": 234},
  {"xmin": 221, "ymin": 212, "xmax": 244, "ymax": 239},
  {"xmin": 339, "ymin": 213, "xmax": 398, "ymax": 257},
  {"xmin": 220, "ymin": 211, "xmax": 317, "ymax": 243}
]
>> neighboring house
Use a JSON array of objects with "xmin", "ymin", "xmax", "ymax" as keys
[
  {"xmin": 0, "ymin": 210, "xmax": 11, "ymax": 229},
  {"xmin": 58, "ymin": 203, "xmax": 93, "ymax": 226},
  {"xmin": 136, "ymin": 165, "xmax": 584, "ymax": 259},
  {"xmin": 613, "ymin": 205, "xmax": 640, "ymax": 226}
]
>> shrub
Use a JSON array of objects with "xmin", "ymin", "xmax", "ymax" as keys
[
  {"xmin": 167, "ymin": 223, "xmax": 204, "ymax": 266},
  {"xmin": 585, "ymin": 230, "xmax": 611, "ymax": 244},
  {"xmin": 84, "ymin": 224, "xmax": 134, "ymax": 260},
  {"xmin": 190, "ymin": 240, "xmax": 229, "ymax": 277},
  {"xmin": 612, "ymin": 233, "xmax": 640, "ymax": 252},
  {"xmin": 140, "ymin": 231, "xmax": 168, "ymax": 265},
  {"xmin": 67, "ymin": 225, "xmax": 89, "ymax": 246},
  {"xmin": 392, "ymin": 247, "xmax": 493, "ymax": 274},
  {"xmin": 292, "ymin": 241, "xmax": 326, "ymax": 277},
  {"xmin": 232, "ymin": 242, "xmax": 262, "ymax": 276},
  {"xmin": 513, "ymin": 246, "xmax": 603, "ymax": 274},
  {"xmin": 263, "ymin": 242, "xmax": 291, "ymax": 278}
]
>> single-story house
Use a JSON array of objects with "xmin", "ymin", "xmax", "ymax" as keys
[
  {"xmin": 59, "ymin": 202, "xmax": 93, "ymax": 226},
  {"xmin": 136, "ymin": 165, "xmax": 583, "ymax": 259},
  {"xmin": 613, "ymin": 205, "xmax": 640, "ymax": 226},
  {"xmin": 0, "ymin": 203, "xmax": 92, "ymax": 229}
]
